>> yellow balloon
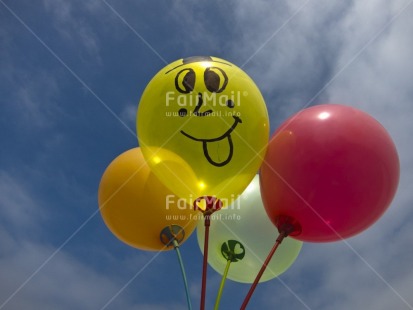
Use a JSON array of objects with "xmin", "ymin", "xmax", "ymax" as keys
[
  {"xmin": 98, "ymin": 148, "xmax": 198, "ymax": 251},
  {"xmin": 137, "ymin": 56, "xmax": 269, "ymax": 208}
]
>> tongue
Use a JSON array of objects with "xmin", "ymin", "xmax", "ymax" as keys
[{"xmin": 202, "ymin": 135, "xmax": 234, "ymax": 167}]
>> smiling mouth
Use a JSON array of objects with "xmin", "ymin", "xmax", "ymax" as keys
[{"xmin": 180, "ymin": 115, "xmax": 242, "ymax": 167}]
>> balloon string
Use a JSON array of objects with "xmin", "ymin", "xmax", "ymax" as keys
[
  {"xmin": 172, "ymin": 239, "xmax": 192, "ymax": 310},
  {"xmin": 213, "ymin": 259, "xmax": 231, "ymax": 310},
  {"xmin": 200, "ymin": 215, "xmax": 211, "ymax": 310},
  {"xmin": 240, "ymin": 232, "xmax": 287, "ymax": 310}
]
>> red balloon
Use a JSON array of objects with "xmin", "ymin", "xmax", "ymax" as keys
[{"xmin": 260, "ymin": 104, "xmax": 400, "ymax": 242}]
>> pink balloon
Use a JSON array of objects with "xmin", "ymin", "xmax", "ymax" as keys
[{"xmin": 260, "ymin": 104, "xmax": 400, "ymax": 242}]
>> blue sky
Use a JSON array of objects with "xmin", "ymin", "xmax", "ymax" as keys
[{"xmin": 1, "ymin": 1, "xmax": 413, "ymax": 309}]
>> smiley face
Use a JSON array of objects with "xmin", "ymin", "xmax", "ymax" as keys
[
  {"xmin": 165, "ymin": 57, "xmax": 243, "ymax": 167},
  {"xmin": 137, "ymin": 56, "xmax": 269, "ymax": 204}
]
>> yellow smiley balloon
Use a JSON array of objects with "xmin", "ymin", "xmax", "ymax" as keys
[{"xmin": 137, "ymin": 56, "xmax": 269, "ymax": 208}]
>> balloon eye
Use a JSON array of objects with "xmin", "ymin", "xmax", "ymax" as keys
[
  {"xmin": 175, "ymin": 68, "xmax": 195, "ymax": 93},
  {"xmin": 204, "ymin": 67, "xmax": 228, "ymax": 93}
]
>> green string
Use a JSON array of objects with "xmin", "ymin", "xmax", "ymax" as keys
[
  {"xmin": 213, "ymin": 259, "xmax": 231, "ymax": 310},
  {"xmin": 172, "ymin": 239, "xmax": 192, "ymax": 310}
]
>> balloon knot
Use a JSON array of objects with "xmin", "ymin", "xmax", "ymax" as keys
[
  {"xmin": 275, "ymin": 215, "xmax": 302, "ymax": 237},
  {"xmin": 160, "ymin": 225, "xmax": 185, "ymax": 247}
]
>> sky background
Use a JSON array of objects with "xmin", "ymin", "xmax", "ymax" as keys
[{"xmin": 1, "ymin": 0, "xmax": 413, "ymax": 309}]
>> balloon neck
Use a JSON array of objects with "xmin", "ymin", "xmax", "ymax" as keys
[
  {"xmin": 275, "ymin": 215, "xmax": 302, "ymax": 238},
  {"xmin": 194, "ymin": 196, "xmax": 223, "ymax": 216},
  {"xmin": 159, "ymin": 225, "xmax": 185, "ymax": 247}
]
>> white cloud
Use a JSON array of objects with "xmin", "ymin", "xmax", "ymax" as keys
[
  {"xmin": 0, "ymin": 34, "xmax": 61, "ymax": 130},
  {"xmin": 0, "ymin": 171, "xmax": 46, "ymax": 234},
  {"xmin": 0, "ymin": 170, "xmax": 182, "ymax": 309},
  {"xmin": 120, "ymin": 102, "xmax": 138, "ymax": 129},
  {"xmin": 217, "ymin": 1, "xmax": 350, "ymax": 125},
  {"xmin": 42, "ymin": 0, "xmax": 102, "ymax": 60},
  {"xmin": 13, "ymin": 72, "xmax": 61, "ymax": 128},
  {"xmin": 259, "ymin": 234, "xmax": 413, "ymax": 309},
  {"xmin": 0, "ymin": 235, "xmax": 120, "ymax": 309},
  {"xmin": 0, "ymin": 171, "xmax": 117, "ymax": 309},
  {"xmin": 220, "ymin": 0, "xmax": 413, "ymax": 126}
]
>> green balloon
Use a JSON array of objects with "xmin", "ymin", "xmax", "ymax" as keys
[{"xmin": 197, "ymin": 175, "xmax": 303, "ymax": 283}]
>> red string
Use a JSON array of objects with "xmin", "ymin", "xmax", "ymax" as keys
[
  {"xmin": 240, "ymin": 232, "xmax": 286, "ymax": 310},
  {"xmin": 194, "ymin": 196, "xmax": 222, "ymax": 310},
  {"xmin": 200, "ymin": 215, "xmax": 211, "ymax": 310}
]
